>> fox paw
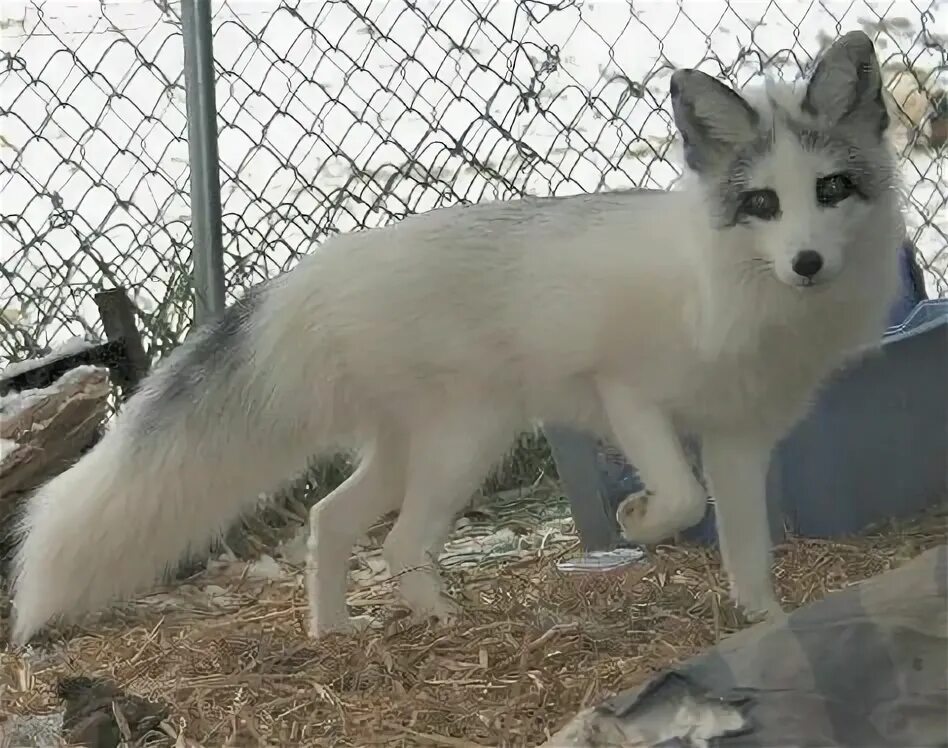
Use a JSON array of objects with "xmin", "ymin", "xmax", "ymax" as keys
[
  {"xmin": 731, "ymin": 588, "xmax": 785, "ymax": 624},
  {"xmin": 308, "ymin": 613, "xmax": 374, "ymax": 639},
  {"xmin": 616, "ymin": 489, "xmax": 705, "ymax": 545}
]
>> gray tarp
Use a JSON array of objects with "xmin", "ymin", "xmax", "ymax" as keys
[{"xmin": 544, "ymin": 544, "xmax": 947, "ymax": 747}]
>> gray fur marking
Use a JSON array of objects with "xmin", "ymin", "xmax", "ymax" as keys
[
  {"xmin": 708, "ymin": 111, "xmax": 895, "ymax": 230},
  {"xmin": 802, "ymin": 30, "xmax": 889, "ymax": 137},
  {"xmin": 131, "ymin": 282, "xmax": 267, "ymax": 436},
  {"xmin": 669, "ymin": 68, "xmax": 760, "ymax": 175},
  {"xmin": 676, "ymin": 31, "xmax": 894, "ymax": 230},
  {"xmin": 788, "ymin": 120, "xmax": 896, "ymax": 200},
  {"xmin": 714, "ymin": 135, "xmax": 775, "ymax": 228}
]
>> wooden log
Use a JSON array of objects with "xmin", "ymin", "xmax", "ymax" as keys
[
  {"xmin": 94, "ymin": 287, "xmax": 150, "ymax": 398},
  {"xmin": 0, "ymin": 288, "xmax": 149, "ymax": 401},
  {"xmin": 0, "ymin": 365, "xmax": 110, "ymax": 499}
]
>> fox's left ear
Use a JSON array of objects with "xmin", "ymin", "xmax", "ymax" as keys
[{"xmin": 803, "ymin": 30, "xmax": 888, "ymax": 137}]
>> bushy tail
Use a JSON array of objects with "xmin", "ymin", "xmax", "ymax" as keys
[{"xmin": 9, "ymin": 292, "xmax": 348, "ymax": 645}]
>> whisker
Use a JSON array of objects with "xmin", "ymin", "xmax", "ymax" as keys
[
  {"xmin": 737, "ymin": 257, "xmax": 774, "ymax": 274},
  {"xmin": 734, "ymin": 257, "xmax": 775, "ymax": 287}
]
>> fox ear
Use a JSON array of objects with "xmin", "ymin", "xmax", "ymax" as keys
[
  {"xmin": 803, "ymin": 30, "xmax": 888, "ymax": 136},
  {"xmin": 670, "ymin": 68, "xmax": 760, "ymax": 173}
]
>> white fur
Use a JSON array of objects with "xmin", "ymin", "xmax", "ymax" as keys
[{"xmin": 9, "ymin": 40, "xmax": 904, "ymax": 645}]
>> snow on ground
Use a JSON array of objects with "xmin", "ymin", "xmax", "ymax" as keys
[{"xmin": 0, "ymin": 0, "xmax": 945, "ymax": 367}]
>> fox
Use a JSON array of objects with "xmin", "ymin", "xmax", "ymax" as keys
[{"xmin": 8, "ymin": 30, "xmax": 904, "ymax": 646}]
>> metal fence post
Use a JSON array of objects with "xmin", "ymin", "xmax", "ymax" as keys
[{"xmin": 181, "ymin": 0, "xmax": 226, "ymax": 326}]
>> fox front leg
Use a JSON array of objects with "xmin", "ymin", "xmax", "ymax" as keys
[
  {"xmin": 701, "ymin": 430, "xmax": 784, "ymax": 621},
  {"xmin": 597, "ymin": 379, "xmax": 708, "ymax": 545}
]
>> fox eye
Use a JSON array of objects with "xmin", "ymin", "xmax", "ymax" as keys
[
  {"xmin": 737, "ymin": 189, "xmax": 780, "ymax": 221},
  {"xmin": 816, "ymin": 173, "xmax": 855, "ymax": 206}
]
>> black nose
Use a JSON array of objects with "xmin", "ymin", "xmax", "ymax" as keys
[{"xmin": 791, "ymin": 250, "xmax": 824, "ymax": 279}]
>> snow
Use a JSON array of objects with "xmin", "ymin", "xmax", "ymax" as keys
[
  {"xmin": 0, "ymin": 0, "xmax": 945, "ymax": 366},
  {"xmin": 0, "ymin": 438, "xmax": 20, "ymax": 458},
  {"xmin": 0, "ymin": 364, "xmax": 107, "ymax": 418},
  {"xmin": 0, "ymin": 389, "xmax": 24, "ymax": 415},
  {"xmin": 0, "ymin": 336, "xmax": 96, "ymax": 380}
]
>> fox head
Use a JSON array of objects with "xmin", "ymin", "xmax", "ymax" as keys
[{"xmin": 670, "ymin": 31, "xmax": 903, "ymax": 290}]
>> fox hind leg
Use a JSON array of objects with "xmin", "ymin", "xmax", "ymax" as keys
[
  {"xmin": 306, "ymin": 431, "xmax": 406, "ymax": 638},
  {"xmin": 382, "ymin": 401, "xmax": 514, "ymax": 623}
]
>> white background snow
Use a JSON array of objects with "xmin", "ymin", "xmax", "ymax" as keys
[{"xmin": 1, "ymin": 0, "xmax": 945, "ymax": 369}]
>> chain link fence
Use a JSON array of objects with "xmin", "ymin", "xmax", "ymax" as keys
[{"xmin": 2, "ymin": 0, "xmax": 946, "ymax": 371}]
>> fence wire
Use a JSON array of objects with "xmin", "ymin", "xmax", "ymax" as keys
[{"xmin": 1, "ymin": 0, "xmax": 946, "ymax": 370}]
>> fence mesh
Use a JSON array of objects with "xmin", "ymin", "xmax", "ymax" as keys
[{"xmin": 2, "ymin": 0, "xmax": 946, "ymax": 370}]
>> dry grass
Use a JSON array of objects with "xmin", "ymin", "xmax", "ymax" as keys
[{"xmin": 1, "ymin": 497, "xmax": 945, "ymax": 748}]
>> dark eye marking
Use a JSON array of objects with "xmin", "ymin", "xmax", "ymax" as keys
[
  {"xmin": 736, "ymin": 188, "xmax": 781, "ymax": 221},
  {"xmin": 816, "ymin": 173, "xmax": 856, "ymax": 206}
]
